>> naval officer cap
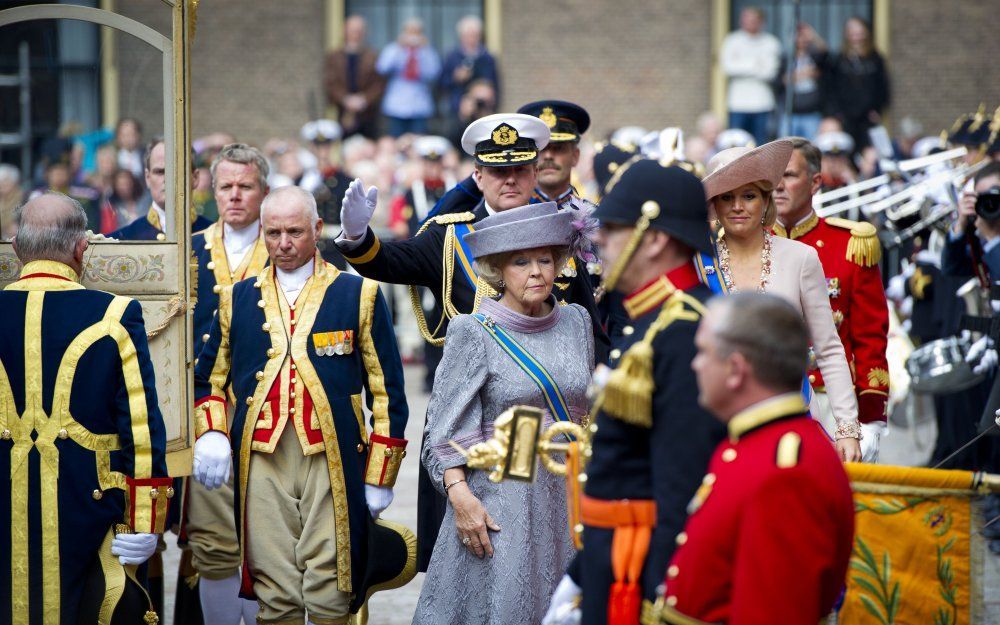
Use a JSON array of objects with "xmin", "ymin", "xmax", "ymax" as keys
[
  {"xmin": 413, "ymin": 135, "xmax": 452, "ymax": 161},
  {"xmin": 301, "ymin": 119, "xmax": 343, "ymax": 145},
  {"xmin": 815, "ymin": 131, "xmax": 855, "ymax": 156},
  {"xmin": 593, "ymin": 159, "xmax": 712, "ymax": 255},
  {"xmin": 517, "ymin": 100, "xmax": 590, "ymax": 143},
  {"xmin": 461, "ymin": 113, "xmax": 550, "ymax": 167}
]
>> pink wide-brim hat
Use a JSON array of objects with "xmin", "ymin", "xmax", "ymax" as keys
[{"xmin": 702, "ymin": 139, "xmax": 794, "ymax": 200}]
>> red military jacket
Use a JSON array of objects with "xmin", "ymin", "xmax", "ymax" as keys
[
  {"xmin": 774, "ymin": 212, "xmax": 889, "ymax": 423},
  {"xmin": 652, "ymin": 394, "xmax": 855, "ymax": 625}
]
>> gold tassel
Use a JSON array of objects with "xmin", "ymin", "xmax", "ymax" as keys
[
  {"xmin": 601, "ymin": 341, "xmax": 655, "ymax": 428},
  {"xmin": 846, "ymin": 226, "xmax": 881, "ymax": 267}
]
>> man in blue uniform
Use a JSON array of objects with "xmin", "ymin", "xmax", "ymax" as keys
[
  {"xmin": 191, "ymin": 185, "xmax": 409, "ymax": 625},
  {"xmin": 1, "ymin": 192, "xmax": 171, "ymax": 625},
  {"xmin": 185, "ymin": 143, "xmax": 271, "ymax": 625},
  {"xmin": 337, "ymin": 112, "xmax": 610, "ymax": 571},
  {"xmin": 108, "ymin": 136, "xmax": 213, "ymax": 241},
  {"xmin": 546, "ymin": 160, "xmax": 726, "ymax": 625}
]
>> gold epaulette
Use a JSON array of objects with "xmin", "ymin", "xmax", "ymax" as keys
[
  {"xmin": 601, "ymin": 292, "xmax": 706, "ymax": 428},
  {"xmin": 826, "ymin": 217, "xmax": 882, "ymax": 267},
  {"xmin": 775, "ymin": 432, "xmax": 802, "ymax": 468},
  {"xmin": 428, "ymin": 211, "xmax": 476, "ymax": 225}
]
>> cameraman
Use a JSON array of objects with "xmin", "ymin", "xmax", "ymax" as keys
[{"xmin": 944, "ymin": 161, "xmax": 1000, "ymax": 279}]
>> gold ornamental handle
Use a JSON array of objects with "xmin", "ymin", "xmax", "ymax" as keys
[{"xmin": 537, "ymin": 422, "xmax": 590, "ymax": 476}]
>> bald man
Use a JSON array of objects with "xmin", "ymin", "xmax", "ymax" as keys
[{"xmin": 1, "ymin": 192, "xmax": 172, "ymax": 623}]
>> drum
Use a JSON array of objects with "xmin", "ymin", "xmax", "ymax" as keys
[{"xmin": 906, "ymin": 336, "xmax": 985, "ymax": 394}]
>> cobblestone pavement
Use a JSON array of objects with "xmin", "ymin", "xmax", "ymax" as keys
[{"xmin": 161, "ymin": 371, "xmax": 998, "ymax": 624}]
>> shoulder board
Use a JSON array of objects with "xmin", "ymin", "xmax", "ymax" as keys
[
  {"xmin": 775, "ymin": 431, "xmax": 802, "ymax": 468},
  {"xmin": 430, "ymin": 211, "xmax": 476, "ymax": 225},
  {"xmin": 826, "ymin": 217, "xmax": 881, "ymax": 267}
]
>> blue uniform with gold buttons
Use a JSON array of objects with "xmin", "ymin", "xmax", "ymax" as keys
[
  {"xmin": 192, "ymin": 256, "xmax": 408, "ymax": 599},
  {"xmin": 108, "ymin": 209, "xmax": 213, "ymax": 241},
  {"xmin": 572, "ymin": 265, "xmax": 725, "ymax": 625},
  {"xmin": 0, "ymin": 260, "xmax": 171, "ymax": 625}
]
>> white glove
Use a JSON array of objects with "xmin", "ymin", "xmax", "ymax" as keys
[
  {"xmin": 974, "ymin": 349, "xmax": 999, "ymax": 375},
  {"xmin": 364, "ymin": 484, "xmax": 394, "ymax": 518},
  {"xmin": 963, "ymin": 331, "xmax": 993, "ymax": 365},
  {"xmin": 192, "ymin": 431, "xmax": 231, "ymax": 490},
  {"xmin": 340, "ymin": 178, "xmax": 379, "ymax": 239},
  {"xmin": 542, "ymin": 574, "xmax": 582, "ymax": 625},
  {"xmin": 859, "ymin": 422, "xmax": 886, "ymax": 464},
  {"xmin": 111, "ymin": 532, "xmax": 158, "ymax": 566}
]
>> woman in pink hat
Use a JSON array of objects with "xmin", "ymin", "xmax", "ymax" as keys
[{"xmin": 702, "ymin": 139, "xmax": 862, "ymax": 462}]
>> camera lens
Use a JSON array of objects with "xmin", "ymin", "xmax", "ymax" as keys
[{"xmin": 975, "ymin": 186, "xmax": 1000, "ymax": 221}]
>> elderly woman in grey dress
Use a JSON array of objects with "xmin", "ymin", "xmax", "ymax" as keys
[{"xmin": 413, "ymin": 202, "xmax": 595, "ymax": 625}]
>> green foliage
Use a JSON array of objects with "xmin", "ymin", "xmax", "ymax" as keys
[{"xmin": 850, "ymin": 537, "xmax": 900, "ymax": 625}]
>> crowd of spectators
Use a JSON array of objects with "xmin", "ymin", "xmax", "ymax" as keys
[{"xmin": 323, "ymin": 14, "xmax": 499, "ymax": 143}]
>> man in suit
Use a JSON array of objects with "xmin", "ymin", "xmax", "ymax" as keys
[
  {"xmin": 336, "ymin": 112, "xmax": 610, "ymax": 571},
  {"xmin": 1, "ymin": 192, "xmax": 171, "ymax": 624},
  {"xmin": 323, "ymin": 15, "xmax": 386, "ymax": 140},
  {"xmin": 545, "ymin": 160, "xmax": 726, "ymax": 625},
  {"xmin": 186, "ymin": 143, "xmax": 271, "ymax": 625},
  {"xmin": 191, "ymin": 185, "xmax": 408, "ymax": 625},
  {"xmin": 773, "ymin": 137, "xmax": 888, "ymax": 461},
  {"xmin": 108, "ymin": 136, "xmax": 213, "ymax": 241},
  {"xmin": 650, "ymin": 293, "xmax": 855, "ymax": 624}
]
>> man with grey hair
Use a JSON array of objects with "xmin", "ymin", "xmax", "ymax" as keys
[
  {"xmin": 646, "ymin": 292, "xmax": 855, "ymax": 624},
  {"xmin": 442, "ymin": 14, "xmax": 499, "ymax": 124},
  {"xmin": 773, "ymin": 137, "xmax": 888, "ymax": 461},
  {"xmin": 1, "ymin": 192, "xmax": 172, "ymax": 623},
  {"xmin": 191, "ymin": 185, "xmax": 410, "ymax": 625},
  {"xmin": 185, "ymin": 142, "xmax": 271, "ymax": 625}
]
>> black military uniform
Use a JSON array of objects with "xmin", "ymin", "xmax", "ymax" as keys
[
  {"xmin": 568, "ymin": 160, "xmax": 726, "ymax": 625},
  {"xmin": 338, "ymin": 113, "xmax": 610, "ymax": 572}
]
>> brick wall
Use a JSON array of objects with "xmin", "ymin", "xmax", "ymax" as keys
[
  {"xmin": 109, "ymin": 0, "xmax": 998, "ymax": 148},
  {"xmin": 888, "ymin": 0, "xmax": 1000, "ymax": 136},
  {"xmin": 499, "ymin": 0, "xmax": 714, "ymax": 141},
  {"xmin": 117, "ymin": 0, "xmax": 327, "ymax": 147}
]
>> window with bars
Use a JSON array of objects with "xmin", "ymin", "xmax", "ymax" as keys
[
  {"xmin": 731, "ymin": 0, "xmax": 874, "ymax": 54},
  {"xmin": 345, "ymin": 0, "xmax": 484, "ymax": 56}
]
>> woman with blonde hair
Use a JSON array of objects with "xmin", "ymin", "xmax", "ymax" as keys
[{"xmin": 703, "ymin": 139, "xmax": 862, "ymax": 461}]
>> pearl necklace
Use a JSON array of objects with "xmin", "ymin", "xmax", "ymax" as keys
[{"xmin": 717, "ymin": 231, "xmax": 773, "ymax": 293}]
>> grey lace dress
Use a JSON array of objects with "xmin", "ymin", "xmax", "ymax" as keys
[{"xmin": 413, "ymin": 296, "xmax": 595, "ymax": 625}]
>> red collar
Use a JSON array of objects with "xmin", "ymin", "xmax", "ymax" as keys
[{"xmin": 623, "ymin": 262, "xmax": 701, "ymax": 319}]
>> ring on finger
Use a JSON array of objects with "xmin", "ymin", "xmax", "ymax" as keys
[{"xmin": 462, "ymin": 536, "xmax": 471, "ymax": 545}]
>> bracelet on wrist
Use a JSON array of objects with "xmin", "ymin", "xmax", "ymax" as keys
[
  {"xmin": 835, "ymin": 420, "xmax": 863, "ymax": 441},
  {"xmin": 444, "ymin": 478, "xmax": 466, "ymax": 493}
]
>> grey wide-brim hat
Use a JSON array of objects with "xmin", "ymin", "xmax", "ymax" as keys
[{"xmin": 463, "ymin": 202, "xmax": 575, "ymax": 259}]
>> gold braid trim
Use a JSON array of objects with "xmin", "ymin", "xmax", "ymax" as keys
[
  {"xmin": 602, "ymin": 292, "xmax": 706, "ymax": 427},
  {"xmin": 408, "ymin": 212, "xmax": 485, "ymax": 346},
  {"xmin": 145, "ymin": 296, "xmax": 186, "ymax": 340},
  {"xmin": 827, "ymin": 217, "xmax": 882, "ymax": 267},
  {"xmin": 602, "ymin": 201, "xmax": 660, "ymax": 292}
]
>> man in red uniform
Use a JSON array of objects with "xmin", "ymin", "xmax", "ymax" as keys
[
  {"xmin": 647, "ymin": 292, "xmax": 855, "ymax": 625},
  {"xmin": 773, "ymin": 137, "xmax": 889, "ymax": 461}
]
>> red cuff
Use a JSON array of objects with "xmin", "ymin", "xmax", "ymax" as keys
[
  {"xmin": 125, "ymin": 476, "xmax": 173, "ymax": 534},
  {"xmin": 195, "ymin": 395, "xmax": 228, "ymax": 438},
  {"xmin": 858, "ymin": 391, "xmax": 888, "ymax": 424},
  {"xmin": 364, "ymin": 433, "xmax": 407, "ymax": 487}
]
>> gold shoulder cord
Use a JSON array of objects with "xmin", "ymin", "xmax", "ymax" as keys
[
  {"xmin": 600, "ymin": 292, "xmax": 706, "ymax": 428},
  {"xmin": 408, "ymin": 214, "xmax": 493, "ymax": 346}
]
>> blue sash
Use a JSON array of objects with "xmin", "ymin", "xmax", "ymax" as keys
[
  {"xmin": 471, "ymin": 313, "xmax": 574, "ymax": 426},
  {"xmin": 453, "ymin": 223, "xmax": 479, "ymax": 289},
  {"xmin": 695, "ymin": 251, "xmax": 728, "ymax": 295}
]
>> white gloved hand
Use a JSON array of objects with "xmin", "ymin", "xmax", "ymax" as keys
[
  {"xmin": 965, "ymin": 335, "xmax": 994, "ymax": 364},
  {"xmin": 111, "ymin": 532, "xmax": 158, "ymax": 566},
  {"xmin": 364, "ymin": 484, "xmax": 394, "ymax": 518},
  {"xmin": 340, "ymin": 178, "xmax": 379, "ymax": 239},
  {"xmin": 974, "ymin": 348, "xmax": 999, "ymax": 375},
  {"xmin": 192, "ymin": 431, "xmax": 231, "ymax": 490},
  {"xmin": 859, "ymin": 422, "xmax": 886, "ymax": 464},
  {"xmin": 542, "ymin": 574, "xmax": 582, "ymax": 625},
  {"xmin": 885, "ymin": 273, "xmax": 907, "ymax": 302}
]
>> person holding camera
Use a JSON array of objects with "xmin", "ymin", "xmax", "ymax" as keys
[
  {"xmin": 376, "ymin": 18, "xmax": 441, "ymax": 138},
  {"xmin": 944, "ymin": 161, "xmax": 1000, "ymax": 279}
]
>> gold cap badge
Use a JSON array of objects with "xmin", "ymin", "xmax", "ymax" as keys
[
  {"xmin": 492, "ymin": 124, "xmax": 518, "ymax": 146},
  {"xmin": 539, "ymin": 107, "xmax": 557, "ymax": 129}
]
